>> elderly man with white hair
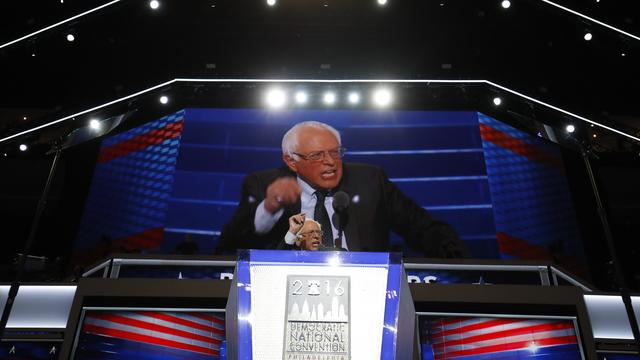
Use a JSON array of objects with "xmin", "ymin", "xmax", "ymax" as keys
[
  {"xmin": 217, "ymin": 121, "xmax": 469, "ymax": 257},
  {"xmin": 284, "ymin": 213, "xmax": 324, "ymax": 251}
]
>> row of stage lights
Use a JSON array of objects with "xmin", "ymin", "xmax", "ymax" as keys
[
  {"xmin": 50, "ymin": 0, "xmax": 605, "ymax": 49},
  {"xmin": 8, "ymin": 94, "xmax": 169, "ymax": 155},
  {"xmin": 264, "ymin": 88, "xmax": 392, "ymax": 109},
  {"xmin": 4, "ymin": 92, "xmax": 586, "ymax": 156}
]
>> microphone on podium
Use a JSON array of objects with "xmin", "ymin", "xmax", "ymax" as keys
[{"xmin": 331, "ymin": 191, "xmax": 350, "ymax": 251}]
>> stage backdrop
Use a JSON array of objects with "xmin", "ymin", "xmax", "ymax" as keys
[{"xmin": 73, "ymin": 108, "xmax": 584, "ymax": 262}]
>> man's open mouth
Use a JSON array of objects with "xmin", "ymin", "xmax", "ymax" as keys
[{"xmin": 321, "ymin": 169, "xmax": 336, "ymax": 179}]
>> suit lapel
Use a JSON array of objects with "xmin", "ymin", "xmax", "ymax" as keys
[
  {"xmin": 282, "ymin": 199, "xmax": 302, "ymax": 222},
  {"xmin": 336, "ymin": 165, "xmax": 361, "ymax": 251}
]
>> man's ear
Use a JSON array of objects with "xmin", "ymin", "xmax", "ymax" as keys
[{"xmin": 283, "ymin": 154, "xmax": 298, "ymax": 173}]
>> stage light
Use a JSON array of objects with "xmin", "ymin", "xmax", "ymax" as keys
[
  {"xmin": 584, "ymin": 32, "xmax": 593, "ymax": 41},
  {"xmin": 593, "ymin": 133, "xmax": 597, "ymax": 138},
  {"xmin": 323, "ymin": 92, "xmax": 336, "ymax": 105},
  {"xmin": 527, "ymin": 341, "xmax": 539, "ymax": 353},
  {"xmin": 149, "ymin": 0, "xmax": 160, "ymax": 9},
  {"xmin": 501, "ymin": 0, "xmax": 511, "ymax": 9},
  {"xmin": 66, "ymin": 33, "xmax": 75, "ymax": 42},
  {"xmin": 566, "ymin": 124, "xmax": 576, "ymax": 133},
  {"xmin": 294, "ymin": 91, "xmax": 308, "ymax": 104},
  {"xmin": 377, "ymin": 0, "xmax": 388, "ymax": 5},
  {"xmin": 23, "ymin": 116, "xmax": 27, "ymax": 120},
  {"xmin": 493, "ymin": 97, "xmax": 502, "ymax": 106},
  {"xmin": 621, "ymin": 52, "xmax": 626, "ymax": 57},
  {"xmin": 348, "ymin": 92, "xmax": 360, "ymax": 104},
  {"xmin": 19, "ymin": 144, "xmax": 28, "ymax": 152},
  {"xmin": 266, "ymin": 89, "xmax": 286, "ymax": 108},
  {"xmin": 159, "ymin": 95, "xmax": 169, "ymax": 104},
  {"xmin": 267, "ymin": 0, "xmax": 276, "ymax": 6},
  {"xmin": 373, "ymin": 88, "xmax": 392, "ymax": 107},
  {"xmin": 89, "ymin": 119, "xmax": 101, "ymax": 131}
]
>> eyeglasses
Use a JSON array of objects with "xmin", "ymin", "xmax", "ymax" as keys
[
  {"xmin": 299, "ymin": 230, "xmax": 323, "ymax": 237},
  {"xmin": 293, "ymin": 147, "xmax": 346, "ymax": 162}
]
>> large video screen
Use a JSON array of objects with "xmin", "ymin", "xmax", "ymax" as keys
[
  {"xmin": 72, "ymin": 108, "xmax": 584, "ymax": 263},
  {"xmin": 72, "ymin": 308, "xmax": 225, "ymax": 360},
  {"xmin": 418, "ymin": 313, "xmax": 584, "ymax": 360}
]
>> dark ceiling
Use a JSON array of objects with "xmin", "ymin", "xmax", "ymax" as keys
[{"xmin": 0, "ymin": 0, "xmax": 638, "ymax": 149}]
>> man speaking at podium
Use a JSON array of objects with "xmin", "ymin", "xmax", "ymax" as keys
[{"xmin": 218, "ymin": 121, "xmax": 469, "ymax": 258}]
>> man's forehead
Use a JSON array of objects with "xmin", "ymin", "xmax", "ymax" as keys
[
  {"xmin": 302, "ymin": 220, "xmax": 320, "ymax": 229},
  {"xmin": 298, "ymin": 127, "xmax": 338, "ymax": 144}
]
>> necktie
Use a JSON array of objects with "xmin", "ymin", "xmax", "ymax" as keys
[{"xmin": 314, "ymin": 190, "xmax": 334, "ymax": 247}]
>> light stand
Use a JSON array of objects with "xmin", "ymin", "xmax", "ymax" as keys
[
  {"xmin": 577, "ymin": 138, "xmax": 640, "ymax": 350},
  {"xmin": 0, "ymin": 113, "xmax": 128, "ymax": 338}
]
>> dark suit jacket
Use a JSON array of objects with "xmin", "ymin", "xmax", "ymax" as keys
[{"xmin": 217, "ymin": 163, "xmax": 470, "ymax": 258}]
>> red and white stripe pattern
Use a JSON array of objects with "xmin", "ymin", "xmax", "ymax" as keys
[
  {"xmin": 82, "ymin": 311, "xmax": 224, "ymax": 356},
  {"xmin": 429, "ymin": 316, "xmax": 577, "ymax": 359}
]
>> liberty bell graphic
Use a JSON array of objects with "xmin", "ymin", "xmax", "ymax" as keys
[{"xmin": 308, "ymin": 280, "xmax": 321, "ymax": 296}]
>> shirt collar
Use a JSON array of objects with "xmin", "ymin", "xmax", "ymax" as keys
[{"xmin": 297, "ymin": 177, "xmax": 317, "ymax": 199}]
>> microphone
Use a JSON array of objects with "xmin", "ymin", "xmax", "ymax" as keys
[
  {"xmin": 331, "ymin": 191, "xmax": 350, "ymax": 250},
  {"xmin": 332, "ymin": 191, "xmax": 350, "ymax": 213}
]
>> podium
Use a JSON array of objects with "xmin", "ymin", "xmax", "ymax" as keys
[
  {"xmin": 13, "ymin": 254, "xmax": 603, "ymax": 360},
  {"xmin": 226, "ymin": 250, "xmax": 415, "ymax": 360}
]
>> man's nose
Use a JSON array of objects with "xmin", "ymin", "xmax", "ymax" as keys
[{"xmin": 322, "ymin": 152, "xmax": 336, "ymax": 165}]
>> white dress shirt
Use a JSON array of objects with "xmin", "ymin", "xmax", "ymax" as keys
[{"xmin": 254, "ymin": 177, "xmax": 348, "ymax": 249}]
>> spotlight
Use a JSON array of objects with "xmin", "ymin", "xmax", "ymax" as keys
[
  {"xmin": 493, "ymin": 97, "xmax": 502, "ymax": 106},
  {"xmin": 89, "ymin": 119, "xmax": 101, "ymax": 131},
  {"xmin": 149, "ymin": 0, "xmax": 160, "ymax": 9},
  {"xmin": 373, "ymin": 88, "xmax": 392, "ymax": 107},
  {"xmin": 159, "ymin": 95, "xmax": 169, "ymax": 104},
  {"xmin": 267, "ymin": 0, "xmax": 276, "ymax": 6},
  {"xmin": 377, "ymin": 0, "xmax": 388, "ymax": 5},
  {"xmin": 266, "ymin": 89, "xmax": 286, "ymax": 108},
  {"xmin": 566, "ymin": 124, "xmax": 575, "ymax": 133},
  {"xmin": 348, "ymin": 92, "xmax": 360, "ymax": 104},
  {"xmin": 584, "ymin": 32, "xmax": 593, "ymax": 41},
  {"xmin": 621, "ymin": 52, "xmax": 626, "ymax": 57},
  {"xmin": 501, "ymin": 0, "xmax": 511, "ymax": 8},
  {"xmin": 66, "ymin": 33, "xmax": 75, "ymax": 42},
  {"xmin": 592, "ymin": 133, "xmax": 597, "ymax": 138},
  {"xmin": 22, "ymin": 116, "xmax": 27, "ymax": 120},
  {"xmin": 19, "ymin": 144, "xmax": 28, "ymax": 152},
  {"xmin": 323, "ymin": 92, "xmax": 336, "ymax": 105},
  {"xmin": 294, "ymin": 91, "xmax": 308, "ymax": 104}
]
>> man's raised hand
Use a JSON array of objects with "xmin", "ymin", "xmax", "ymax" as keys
[{"xmin": 264, "ymin": 177, "xmax": 301, "ymax": 213}]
